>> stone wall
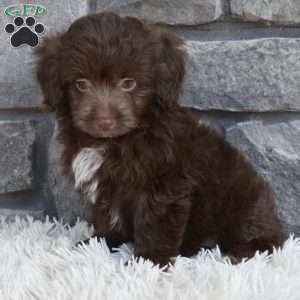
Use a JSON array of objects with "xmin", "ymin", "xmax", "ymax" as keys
[{"xmin": 0, "ymin": 0, "xmax": 299, "ymax": 235}]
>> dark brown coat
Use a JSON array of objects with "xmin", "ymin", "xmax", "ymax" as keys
[{"xmin": 35, "ymin": 12, "xmax": 286, "ymax": 266}]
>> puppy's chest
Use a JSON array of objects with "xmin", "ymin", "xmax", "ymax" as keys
[
  {"xmin": 71, "ymin": 146, "xmax": 135, "ymax": 229},
  {"xmin": 71, "ymin": 146, "xmax": 105, "ymax": 205}
]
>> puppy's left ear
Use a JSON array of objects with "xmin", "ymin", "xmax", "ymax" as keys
[
  {"xmin": 154, "ymin": 28, "xmax": 185, "ymax": 106},
  {"xmin": 35, "ymin": 33, "xmax": 64, "ymax": 112}
]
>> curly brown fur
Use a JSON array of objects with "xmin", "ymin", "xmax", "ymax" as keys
[{"xmin": 36, "ymin": 12, "xmax": 286, "ymax": 266}]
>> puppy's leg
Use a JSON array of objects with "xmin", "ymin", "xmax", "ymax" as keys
[
  {"xmin": 221, "ymin": 218, "xmax": 286, "ymax": 263},
  {"xmin": 221, "ymin": 186, "xmax": 287, "ymax": 263},
  {"xmin": 77, "ymin": 233, "xmax": 127, "ymax": 252},
  {"xmin": 77, "ymin": 204, "xmax": 131, "ymax": 252},
  {"xmin": 134, "ymin": 194, "xmax": 191, "ymax": 267},
  {"xmin": 222, "ymin": 234, "xmax": 285, "ymax": 264}
]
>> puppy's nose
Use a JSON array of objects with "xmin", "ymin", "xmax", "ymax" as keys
[{"xmin": 98, "ymin": 118, "xmax": 115, "ymax": 131}]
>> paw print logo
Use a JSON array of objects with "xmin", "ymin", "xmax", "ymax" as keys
[{"xmin": 5, "ymin": 16, "xmax": 45, "ymax": 47}]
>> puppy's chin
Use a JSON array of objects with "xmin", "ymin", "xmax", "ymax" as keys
[
  {"xmin": 79, "ymin": 126, "xmax": 135, "ymax": 139},
  {"xmin": 92, "ymin": 130, "xmax": 128, "ymax": 139}
]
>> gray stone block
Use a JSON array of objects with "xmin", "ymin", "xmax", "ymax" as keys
[
  {"xmin": 0, "ymin": 0, "xmax": 89, "ymax": 109},
  {"xmin": 0, "ymin": 121, "xmax": 35, "ymax": 193},
  {"xmin": 96, "ymin": 0, "xmax": 223, "ymax": 25},
  {"xmin": 231, "ymin": 0, "xmax": 300, "ymax": 25},
  {"xmin": 182, "ymin": 38, "xmax": 300, "ymax": 111},
  {"xmin": 226, "ymin": 120, "xmax": 300, "ymax": 236}
]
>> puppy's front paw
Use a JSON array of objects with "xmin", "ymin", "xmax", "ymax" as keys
[
  {"xmin": 132, "ymin": 251, "xmax": 172, "ymax": 269},
  {"xmin": 76, "ymin": 237, "xmax": 92, "ymax": 247},
  {"xmin": 76, "ymin": 236, "xmax": 121, "ymax": 253},
  {"xmin": 225, "ymin": 254, "xmax": 244, "ymax": 265}
]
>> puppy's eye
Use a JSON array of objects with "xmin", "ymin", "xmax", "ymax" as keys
[
  {"xmin": 119, "ymin": 78, "xmax": 136, "ymax": 92},
  {"xmin": 75, "ymin": 79, "xmax": 90, "ymax": 92}
]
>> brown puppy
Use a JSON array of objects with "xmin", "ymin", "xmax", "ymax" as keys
[{"xmin": 36, "ymin": 12, "xmax": 286, "ymax": 266}]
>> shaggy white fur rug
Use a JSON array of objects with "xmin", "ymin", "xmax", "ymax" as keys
[{"xmin": 0, "ymin": 217, "xmax": 299, "ymax": 300}]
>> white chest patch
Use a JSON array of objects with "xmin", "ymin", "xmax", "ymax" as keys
[
  {"xmin": 110, "ymin": 208, "xmax": 121, "ymax": 229},
  {"xmin": 72, "ymin": 147, "xmax": 104, "ymax": 204}
]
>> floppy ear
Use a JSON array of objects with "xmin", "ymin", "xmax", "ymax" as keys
[
  {"xmin": 153, "ymin": 28, "xmax": 185, "ymax": 106},
  {"xmin": 35, "ymin": 34, "xmax": 64, "ymax": 111}
]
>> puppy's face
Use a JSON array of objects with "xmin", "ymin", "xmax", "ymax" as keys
[
  {"xmin": 36, "ymin": 12, "xmax": 185, "ymax": 139},
  {"xmin": 69, "ymin": 77, "xmax": 144, "ymax": 138}
]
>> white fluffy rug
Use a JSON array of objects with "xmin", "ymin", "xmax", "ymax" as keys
[{"xmin": 0, "ymin": 217, "xmax": 299, "ymax": 300}]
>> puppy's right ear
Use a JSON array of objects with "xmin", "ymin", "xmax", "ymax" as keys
[{"xmin": 35, "ymin": 34, "xmax": 64, "ymax": 111}]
